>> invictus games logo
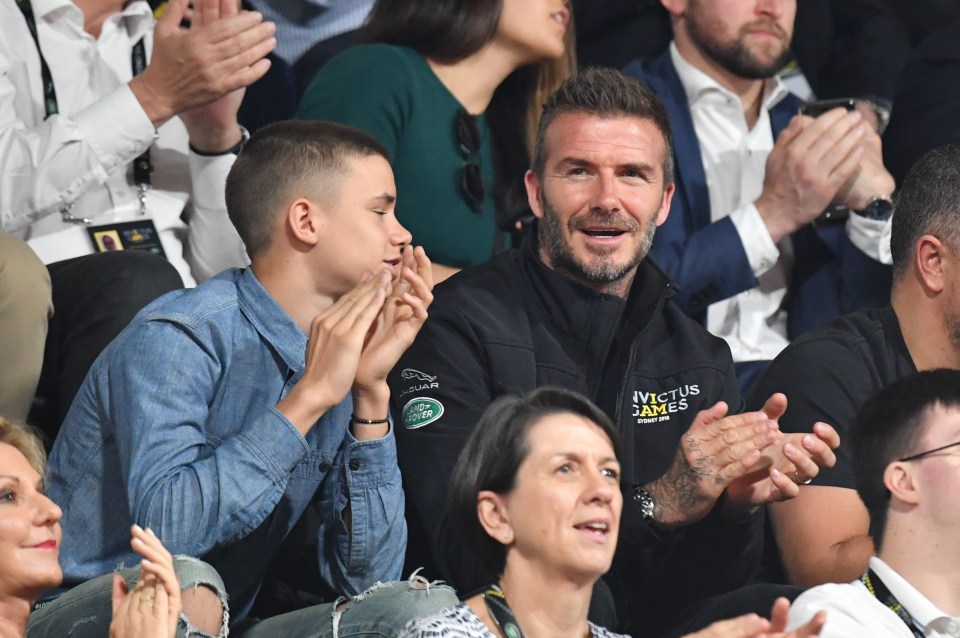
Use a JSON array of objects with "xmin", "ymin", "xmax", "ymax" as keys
[
  {"xmin": 402, "ymin": 397, "xmax": 444, "ymax": 429},
  {"xmin": 398, "ymin": 368, "xmax": 439, "ymax": 398},
  {"xmin": 633, "ymin": 384, "xmax": 700, "ymax": 424}
]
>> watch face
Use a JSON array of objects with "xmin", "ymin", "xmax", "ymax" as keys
[{"xmin": 862, "ymin": 198, "xmax": 894, "ymax": 220}]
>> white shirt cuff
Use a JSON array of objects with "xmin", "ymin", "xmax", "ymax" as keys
[
  {"xmin": 846, "ymin": 213, "xmax": 891, "ymax": 264},
  {"xmin": 730, "ymin": 203, "xmax": 780, "ymax": 277},
  {"xmin": 75, "ymin": 84, "xmax": 157, "ymax": 173}
]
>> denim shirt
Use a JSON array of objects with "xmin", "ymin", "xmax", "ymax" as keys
[{"xmin": 46, "ymin": 268, "xmax": 406, "ymax": 617}]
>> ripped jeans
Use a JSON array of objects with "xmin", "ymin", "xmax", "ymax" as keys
[
  {"xmin": 27, "ymin": 555, "xmax": 229, "ymax": 638},
  {"xmin": 233, "ymin": 570, "xmax": 459, "ymax": 638}
]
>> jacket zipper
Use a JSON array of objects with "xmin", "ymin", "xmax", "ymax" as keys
[{"xmin": 613, "ymin": 283, "xmax": 673, "ymax": 429}]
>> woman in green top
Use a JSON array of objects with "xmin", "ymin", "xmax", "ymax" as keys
[{"xmin": 296, "ymin": 0, "xmax": 575, "ymax": 282}]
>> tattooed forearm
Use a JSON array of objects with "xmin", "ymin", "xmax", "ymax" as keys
[{"xmin": 644, "ymin": 435, "xmax": 719, "ymax": 527}]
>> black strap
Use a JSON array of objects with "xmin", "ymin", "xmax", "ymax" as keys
[
  {"xmin": 130, "ymin": 35, "xmax": 151, "ymax": 187},
  {"xmin": 17, "ymin": 0, "xmax": 152, "ymax": 189},
  {"xmin": 861, "ymin": 568, "xmax": 925, "ymax": 638},
  {"xmin": 16, "ymin": 0, "xmax": 58, "ymax": 117},
  {"xmin": 482, "ymin": 584, "xmax": 525, "ymax": 638}
]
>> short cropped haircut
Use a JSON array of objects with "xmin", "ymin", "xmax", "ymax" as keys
[
  {"xmin": 531, "ymin": 67, "xmax": 675, "ymax": 185},
  {"xmin": 0, "ymin": 417, "xmax": 47, "ymax": 476},
  {"xmin": 850, "ymin": 369, "xmax": 960, "ymax": 549},
  {"xmin": 448, "ymin": 387, "xmax": 621, "ymax": 577},
  {"xmin": 891, "ymin": 143, "xmax": 960, "ymax": 280},
  {"xmin": 225, "ymin": 120, "xmax": 389, "ymax": 258}
]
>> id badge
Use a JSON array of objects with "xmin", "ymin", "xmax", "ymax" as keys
[{"xmin": 86, "ymin": 219, "xmax": 167, "ymax": 258}]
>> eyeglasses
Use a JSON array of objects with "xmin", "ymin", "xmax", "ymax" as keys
[
  {"xmin": 455, "ymin": 109, "xmax": 485, "ymax": 213},
  {"xmin": 898, "ymin": 439, "xmax": 960, "ymax": 462}
]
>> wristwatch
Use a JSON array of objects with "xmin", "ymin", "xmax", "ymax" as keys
[
  {"xmin": 631, "ymin": 484, "xmax": 656, "ymax": 522},
  {"xmin": 854, "ymin": 196, "xmax": 894, "ymax": 221},
  {"xmin": 859, "ymin": 96, "xmax": 892, "ymax": 135}
]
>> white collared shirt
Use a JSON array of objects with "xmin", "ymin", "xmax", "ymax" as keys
[
  {"xmin": 789, "ymin": 557, "xmax": 960, "ymax": 637},
  {"xmin": 670, "ymin": 43, "xmax": 792, "ymax": 362},
  {"xmin": 0, "ymin": 0, "xmax": 248, "ymax": 285},
  {"xmin": 668, "ymin": 43, "xmax": 889, "ymax": 361}
]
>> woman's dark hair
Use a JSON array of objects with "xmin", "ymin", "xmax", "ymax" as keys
[
  {"xmin": 362, "ymin": 0, "xmax": 502, "ymax": 64},
  {"xmin": 448, "ymin": 387, "xmax": 620, "ymax": 576},
  {"xmin": 362, "ymin": 0, "xmax": 576, "ymax": 234}
]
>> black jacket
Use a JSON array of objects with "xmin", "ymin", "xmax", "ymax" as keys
[{"xmin": 389, "ymin": 236, "xmax": 764, "ymax": 634}]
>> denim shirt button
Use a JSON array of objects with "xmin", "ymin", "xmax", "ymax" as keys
[
  {"xmin": 320, "ymin": 461, "xmax": 331, "ymax": 472},
  {"xmin": 349, "ymin": 459, "xmax": 361, "ymax": 471}
]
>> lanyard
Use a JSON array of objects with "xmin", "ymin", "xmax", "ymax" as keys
[
  {"xmin": 15, "ymin": 0, "xmax": 152, "ymax": 222},
  {"xmin": 861, "ymin": 568, "xmax": 926, "ymax": 638},
  {"xmin": 483, "ymin": 584, "xmax": 525, "ymax": 638}
]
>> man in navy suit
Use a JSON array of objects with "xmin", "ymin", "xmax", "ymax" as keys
[{"xmin": 623, "ymin": 0, "xmax": 896, "ymax": 393}]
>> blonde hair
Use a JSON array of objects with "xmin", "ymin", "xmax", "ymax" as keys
[{"xmin": 0, "ymin": 417, "xmax": 47, "ymax": 475}]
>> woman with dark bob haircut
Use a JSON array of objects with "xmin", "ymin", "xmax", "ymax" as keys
[
  {"xmin": 397, "ymin": 389, "xmax": 827, "ymax": 638},
  {"xmin": 296, "ymin": 0, "xmax": 575, "ymax": 284}
]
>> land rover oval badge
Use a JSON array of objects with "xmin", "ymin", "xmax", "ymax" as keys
[{"xmin": 402, "ymin": 397, "xmax": 444, "ymax": 429}]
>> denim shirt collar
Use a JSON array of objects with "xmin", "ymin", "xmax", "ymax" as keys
[{"xmin": 236, "ymin": 268, "xmax": 307, "ymax": 373}]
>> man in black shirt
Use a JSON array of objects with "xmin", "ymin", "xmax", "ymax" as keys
[
  {"xmin": 390, "ymin": 67, "xmax": 839, "ymax": 637},
  {"xmin": 750, "ymin": 143, "xmax": 960, "ymax": 588}
]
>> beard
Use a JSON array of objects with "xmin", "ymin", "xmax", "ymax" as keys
[
  {"xmin": 944, "ymin": 293, "xmax": 960, "ymax": 356},
  {"xmin": 537, "ymin": 189, "xmax": 658, "ymax": 289},
  {"xmin": 686, "ymin": 2, "xmax": 792, "ymax": 80}
]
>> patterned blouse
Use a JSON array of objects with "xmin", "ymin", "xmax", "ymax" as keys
[{"xmin": 397, "ymin": 603, "xmax": 630, "ymax": 638}]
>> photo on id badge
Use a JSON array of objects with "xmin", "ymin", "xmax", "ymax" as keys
[{"xmin": 86, "ymin": 220, "xmax": 166, "ymax": 257}]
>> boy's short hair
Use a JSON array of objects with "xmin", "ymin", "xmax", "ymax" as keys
[
  {"xmin": 851, "ymin": 369, "xmax": 960, "ymax": 548},
  {"xmin": 226, "ymin": 120, "xmax": 389, "ymax": 258}
]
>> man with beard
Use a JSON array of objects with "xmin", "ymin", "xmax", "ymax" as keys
[
  {"xmin": 388, "ymin": 67, "xmax": 839, "ymax": 637},
  {"xmin": 623, "ymin": 0, "xmax": 896, "ymax": 393},
  {"xmin": 749, "ymin": 143, "xmax": 960, "ymax": 590}
]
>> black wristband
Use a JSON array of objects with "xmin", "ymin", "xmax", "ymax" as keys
[
  {"xmin": 351, "ymin": 414, "xmax": 389, "ymax": 425},
  {"xmin": 189, "ymin": 125, "xmax": 249, "ymax": 157}
]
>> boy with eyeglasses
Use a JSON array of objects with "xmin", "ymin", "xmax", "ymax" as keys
[{"xmin": 789, "ymin": 368, "xmax": 960, "ymax": 636}]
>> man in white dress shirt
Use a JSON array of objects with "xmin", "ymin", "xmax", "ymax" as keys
[
  {"xmin": 622, "ymin": 0, "xmax": 896, "ymax": 394},
  {"xmin": 0, "ymin": 0, "xmax": 275, "ymax": 435},
  {"xmin": 789, "ymin": 368, "xmax": 960, "ymax": 637}
]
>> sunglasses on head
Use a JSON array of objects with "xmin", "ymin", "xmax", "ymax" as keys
[{"xmin": 455, "ymin": 109, "xmax": 485, "ymax": 213}]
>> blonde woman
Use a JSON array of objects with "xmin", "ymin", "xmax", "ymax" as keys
[{"xmin": 0, "ymin": 418, "xmax": 184, "ymax": 638}]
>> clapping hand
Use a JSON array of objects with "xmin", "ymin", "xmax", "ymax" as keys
[
  {"xmin": 646, "ymin": 401, "xmax": 779, "ymax": 526},
  {"xmin": 725, "ymin": 394, "xmax": 839, "ymax": 510},
  {"xmin": 277, "ymin": 246, "xmax": 434, "ymax": 436},
  {"xmin": 685, "ymin": 597, "xmax": 826, "ymax": 638},
  {"xmin": 355, "ymin": 246, "xmax": 434, "ymax": 391},
  {"xmin": 109, "ymin": 525, "xmax": 182, "ymax": 638},
  {"xmin": 131, "ymin": 0, "xmax": 276, "ymax": 149}
]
